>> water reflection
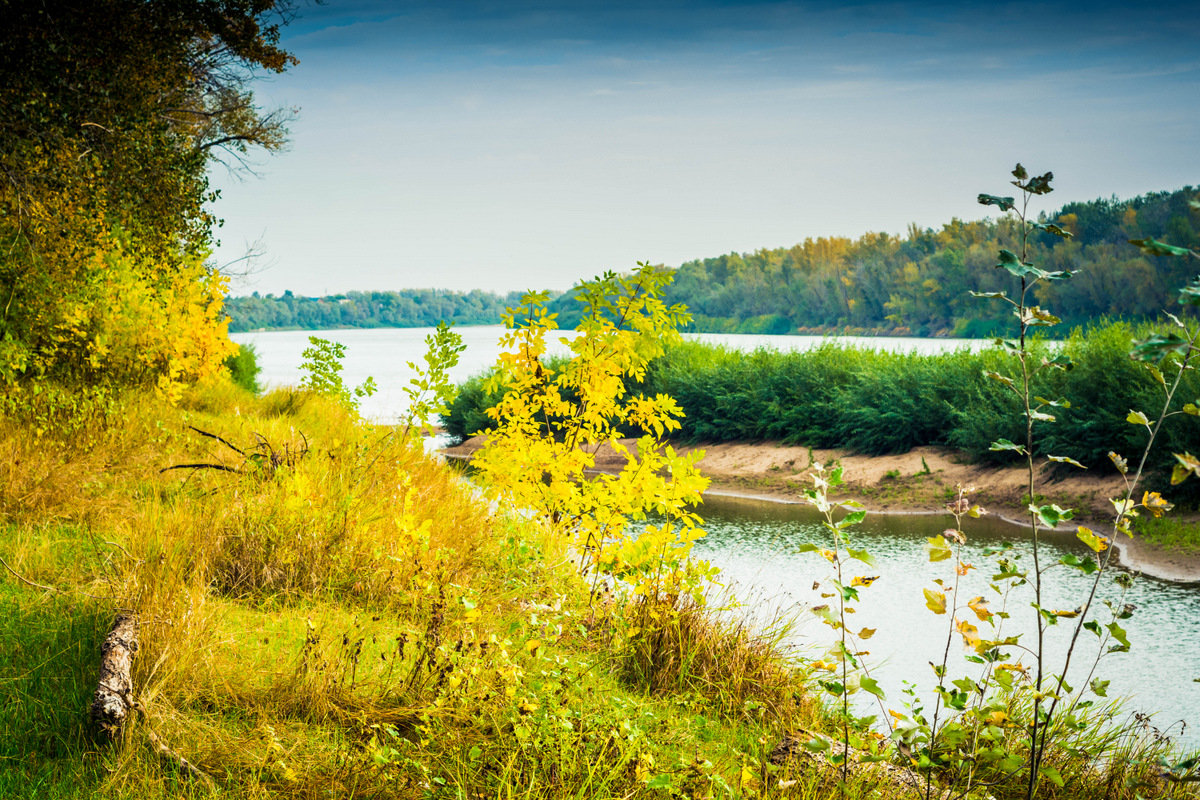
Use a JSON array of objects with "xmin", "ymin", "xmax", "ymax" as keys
[{"xmin": 689, "ymin": 493, "xmax": 1200, "ymax": 748}]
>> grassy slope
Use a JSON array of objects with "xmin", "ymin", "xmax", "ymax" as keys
[
  {"xmin": 0, "ymin": 382, "xmax": 1191, "ymax": 799},
  {"xmin": 0, "ymin": 383, "xmax": 826, "ymax": 799}
]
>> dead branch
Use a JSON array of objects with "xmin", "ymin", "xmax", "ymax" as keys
[
  {"xmin": 187, "ymin": 425, "xmax": 246, "ymax": 456},
  {"xmin": 162, "ymin": 427, "xmax": 308, "ymax": 478},
  {"xmin": 0, "ymin": 554, "xmax": 59, "ymax": 592},
  {"xmin": 159, "ymin": 463, "xmax": 243, "ymax": 474},
  {"xmin": 132, "ymin": 703, "xmax": 217, "ymax": 790}
]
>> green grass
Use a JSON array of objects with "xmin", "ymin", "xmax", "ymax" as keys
[
  {"xmin": 1135, "ymin": 515, "xmax": 1200, "ymax": 551},
  {"xmin": 1, "ymin": 383, "xmax": 1197, "ymax": 799}
]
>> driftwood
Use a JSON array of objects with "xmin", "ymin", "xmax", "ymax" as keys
[
  {"xmin": 90, "ymin": 613, "xmax": 139, "ymax": 740},
  {"xmin": 89, "ymin": 615, "xmax": 216, "ymax": 786}
]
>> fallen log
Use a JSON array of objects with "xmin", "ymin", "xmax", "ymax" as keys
[{"xmin": 90, "ymin": 613, "xmax": 138, "ymax": 740}]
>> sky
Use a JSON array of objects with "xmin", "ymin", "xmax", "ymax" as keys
[{"xmin": 210, "ymin": 0, "xmax": 1200, "ymax": 297}]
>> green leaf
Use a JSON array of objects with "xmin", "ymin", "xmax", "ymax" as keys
[
  {"xmin": 647, "ymin": 774, "xmax": 674, "ymax": 789},
  {"xmin": 796, "ymin": 543, "xmax": 819, "ymax": 554},
  {"xmin": 841, "ymin": 510, "xmax": 867, "ymax": 527},
  {"xmin": 1022, "ymin": 172, "xmax": 1054, "ymax": 195},
  {"xmin": 1039, "ymin": 764, "xmax": 1065, "ymax": 788},
  {"xmin": 1060, "ymin": 553, "xmax": 1099, "ymax": 574},
  {"xmin": 1042, "ymin": 352, "xmax": 1073, "ymax": 371},
  {"xmin": 1083, "ymin": 620, "xmax": 1102, "ymax": 637},
  {"xmin": 925, "ymin": 535, "xmax": 953, "ymax": 562},
  {"xmin": 1126, "ymin": 410, "xmax": 1150, "ymax": 426},
  {"xmin": 1029, "ymin": 503, "xmax": 1074, "ymax": 528},
  {"xmin": 860, "ymin": 676, "xmax": 886, "ymax": 699},
  {"xmin": 995, "ymin": 248, "xmax": 1026, "ymax": 273},
  {"xmin": 1090, "ymin": 678, "xmax": 1110, "ymax": 697},
  {"xmin": 1179, "ymin": 277, "xmax": 1200, "ymax": 306},
  {"xmin": 835, "ymin": 581, "xmax": 860, "ymax": 602},
  {"xmin": 846, "ymin": 547, "xmax": 876, "ymax": 567},
  {"xmin": 1130, "ymin": 237, "xmax": 1194, "ymax": 257},
  {"xmin": 989, "ymin": 438, "xmax": 1027, "ymax": 455},
  {"xmin": 1132, "ymin": 332, "xmax": 1191, "ymax": 364},
  {"xmin": 468, "ymin": 745, "xmax": 483, "ymax": 761},
  {"xmin": 978, "ymin": 194, "xmax": 1016, "ymax": 212},
  {"xmin": 1106, "ymin": 621, "xmax": 1131, "ymax": 650},
  {"xmin": 818, "ymin": 680, "xmax": 846, "ymax": 697},
  {"xmin": 969, "ymin": 290, "xmax": 1009, "ymax": 300},
  {"xmin": 995, "ymin": 250, "xmax": 1069, "ymax": 280},
  {"xmin": 1012, "ymin": 163, "xmax": 1028, "ymax": 181},
  {"xmin": 995, "ymin": 338, "xmax": 1021, "ymax": 353},
  {"xmin": 829, "ymin": 464, "xmax": 844, "ymax": 487},
  {"xmin": 1031, "ymin": 220, "xmax": 1073, "ymax": 238}
]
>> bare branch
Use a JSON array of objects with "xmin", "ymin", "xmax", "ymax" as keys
[{"xmin": 187, "ymin": 425, "xmax": 246, "ymax": 456}]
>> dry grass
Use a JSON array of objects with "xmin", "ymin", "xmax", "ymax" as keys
[{"xmin": 1, "ymin": 379, "xmax": 1195, "ymax": 799}]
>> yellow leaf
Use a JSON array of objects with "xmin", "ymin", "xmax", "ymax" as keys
[
  {"xmin": 957, "ymin": 619, "xmax": 981, "ymax": 650},
  {"xmin": 1142, "ymin": 491, "xmax": 1173, "ymax": 518},
  {"xmin": 923, "ymin": 588, "xmax": 947, "ymax": 615},
  {"xmin": 967, "ymin": 596, "xmax": 992, "ymax": 622}
]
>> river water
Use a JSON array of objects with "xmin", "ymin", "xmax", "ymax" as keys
[
  {"xmin": 230, "ymin": 325, "xmax": 989, "ymax": 424},
  {"xmin": 692, "ymin": 494, "xmax": 1200, "ymax": 748},
  {"xmin": 231, "ymin": 325, "xmax": 1200, "ymax": 749}
]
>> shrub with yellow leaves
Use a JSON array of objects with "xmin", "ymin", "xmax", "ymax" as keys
[{"xmin": 472, "ymin": 263, "xmax": 713, "ymax": 604}]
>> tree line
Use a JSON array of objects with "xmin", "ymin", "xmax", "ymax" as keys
[
  {"xmin": 545, "ymin": 187, "xmax": 1200, "ymax": 335},
  {"xmin": 224, "ymin": 289, "xmax": 529, "ymax": 332},
  {"xmin": 229, "ymin": 187, "xmax": 1197, "ymax": 338}
]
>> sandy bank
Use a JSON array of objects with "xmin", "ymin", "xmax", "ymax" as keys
[{"xmin": 442, "ymin": 437, "xmax": 1200, "ymax": 584}]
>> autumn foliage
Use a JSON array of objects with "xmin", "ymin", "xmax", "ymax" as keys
[{"xmin": 0, "ymin": 0, "xmax": 294, "ymax": 413}]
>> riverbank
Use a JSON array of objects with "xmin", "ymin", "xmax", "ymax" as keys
[{"xmin": 443, "ymin": 436, "xmax": 1200, "ymax": 583}]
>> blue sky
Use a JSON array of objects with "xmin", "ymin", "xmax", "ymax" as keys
[{"xmin": 211, "ymin": 0, "xmax": 1200, "ymax": 296}]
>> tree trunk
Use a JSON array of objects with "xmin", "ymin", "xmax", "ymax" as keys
[{"xmin": 90, "ymin": 613, "xmax": 138, "ymax": 740}]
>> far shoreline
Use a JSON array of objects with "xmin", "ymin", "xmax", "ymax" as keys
[{"xmin": 442, "ymin": 436, "xmax": 1200, "ymax": 585}]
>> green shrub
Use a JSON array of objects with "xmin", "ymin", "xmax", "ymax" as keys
[{"xmin": 223, "ymin": 342, "xmax": 262, "ymax": 394}]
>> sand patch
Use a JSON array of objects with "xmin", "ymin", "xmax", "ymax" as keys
[{"xmin": 442, "ymin": 436, "xmax": 1200, "ymax": 582}]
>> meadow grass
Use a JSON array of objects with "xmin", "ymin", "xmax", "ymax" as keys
[{"xmin": 0, "ymin": 381, "xmax": 1194, "ymax": 798}]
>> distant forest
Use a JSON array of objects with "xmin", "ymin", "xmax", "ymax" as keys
[
  {"xmin": 225, "ymin": 289, "xmax": 528, "ymax": 332},
  {"xmin": 227, "ymin": 187, "xmax": 1200, "ymax": 336}
]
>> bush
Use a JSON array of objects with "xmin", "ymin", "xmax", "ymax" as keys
[
  {"xmin": 223, "ymin": 342, "xmax": 262, "ymax": 394},
  {"xmin": 448, "ymin": 322, "xmax": 1200, "ymax": 489}
]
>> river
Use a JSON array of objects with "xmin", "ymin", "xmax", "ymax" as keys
[
  {"xmin": 231, "ymin": 325, "xmax": 1200, "ymax": 750},
  {"xmin": 230, "ymin": 325, "xmax": 990, "ymax": 424},
  {"xmin": 692, "ymin": 493, "xmax": 1200, "ymax": 749}
]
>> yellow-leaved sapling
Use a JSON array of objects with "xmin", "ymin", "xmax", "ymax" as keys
[{"xmin": 471, "ymin": 264, "xmax": 715, "ymax": 630}]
